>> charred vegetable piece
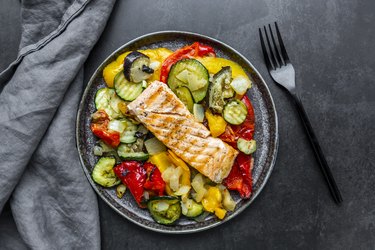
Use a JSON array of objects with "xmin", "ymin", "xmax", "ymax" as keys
[
  {"xmin": 209, "ymin": 66, "xmax": 232, "ymax": 113},
  {"xmin": 123, "ymin": 51, "xmax": 154, "ymax": 83},
  {"xmin": 175, "ymin": 86, "xmax": 194, "ymax": 113},
  {"xmin": 167, "ymin": 59, "xmax": 209, "ymax": 102},
  {"xmin": 113, "ymin": 161, "xmax": 147, "ymax": 207},
  {"xmin": 114, "ymin": 71, "xmax": 144, "ymax": 101},
  {"xmin": 147, "ymin": 196, "xmax": 182, "ymax": 225},
  {"xmin": 92, "ymin": 157, "xmax": 121, "ymax": 187},
  {"xmin": 223, "ymin": 99, "xmax": 248, "ymax": 125},
  {"xmin": 90, "ymin": 110, "xmax": 120, "ymax": 148},
  {"xmin": 117, "ymin": 143, "xmax": 149, "ymax": 161},
  {"xmin": 237, "ymin": 138, "xmax": 256, "ymax": 155},
  {"xmin": 94, "ymin": 88, "xmax": 124, "ymax": 119},
  {"xmin": 143, "ymin": 162, "xmax": 166, "ymax": 197}
]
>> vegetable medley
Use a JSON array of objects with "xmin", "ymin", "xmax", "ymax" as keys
[{"xmin": 90, "ymin": 42, "xmax": 256, "ymax": 225}]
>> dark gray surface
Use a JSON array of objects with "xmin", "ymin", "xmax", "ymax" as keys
[{"xmin": 1, "ymin": 0, "xmax": 374, "ymax": 249}]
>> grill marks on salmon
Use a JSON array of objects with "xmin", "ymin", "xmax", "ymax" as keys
[{"xmin": 128, "ymin": 81, "xmax": 238, "ymax": 183}]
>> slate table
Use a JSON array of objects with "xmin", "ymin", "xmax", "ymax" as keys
[{"xmin": 1, "ymin": 0, "xmax": 374, "ymax": 249}]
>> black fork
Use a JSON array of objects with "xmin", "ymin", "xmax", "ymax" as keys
[{"xmin": 259, "ymin": 22, "xmax": 343, "ymax": 204}]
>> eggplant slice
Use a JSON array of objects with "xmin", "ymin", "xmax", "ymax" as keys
[{"xmin": 124, "ymin": 51, "xmax": 154, "ymax": 83}]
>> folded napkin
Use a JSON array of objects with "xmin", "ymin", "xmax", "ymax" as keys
[{"xmin": 0, "ymin": 0, "xmax": 116, "ymax": 249}]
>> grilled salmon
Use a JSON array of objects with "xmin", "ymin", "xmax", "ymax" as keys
[{"xmin": 128, "ymin": 81, "xmax": 238, "ymax": 183}]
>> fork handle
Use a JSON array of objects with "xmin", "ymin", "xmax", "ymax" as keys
[{"xmin": 292, "ymin": 95, "xmax": 343, "ymax": 204}]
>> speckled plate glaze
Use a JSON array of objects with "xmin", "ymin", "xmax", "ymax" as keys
[{"xmin": 76, "ymin": 31, "xmax": 278, "ymax": 233}]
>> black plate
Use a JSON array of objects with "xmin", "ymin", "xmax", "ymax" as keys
[{"xmin": 76, "ymin": 31, "xmax": 278, "ymax": 233}]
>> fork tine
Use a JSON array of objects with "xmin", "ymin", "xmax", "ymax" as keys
[
  {"xmin": 275, "ymin": 22, "xmax": 290, "ymax": 63},
  {"xmin": 263, "ymin": 26, "xmax": 278, "ymax": 68},
  {"xmin": 259, "ymin": 28, "xmax": 274, "ymax": 71},
  {"xmin": 268, "ymin": 24, "xmax": 283, "ymax": 66}
]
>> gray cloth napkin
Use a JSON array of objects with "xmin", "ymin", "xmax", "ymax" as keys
[{"xmin": 0, "ymin": 0, "xmax": 116, "ymax": 249}]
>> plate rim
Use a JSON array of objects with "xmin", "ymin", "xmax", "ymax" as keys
[{"xmin": 76, "ymin": 30, "xmax": 279, "ymax": 234}]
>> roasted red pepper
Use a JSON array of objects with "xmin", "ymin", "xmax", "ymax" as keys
[
  {"xmin": 159, "ymin": 42, "xmax": 216, "ymax": 83},
  {"xmin": 90, "ymin": 110, "xmax": 120, "ymax": 148},
  {"xmin": 143, "ymin": 162, "xmax": 166, "ymax": 196},
  {"xmin": 219, "ymin": 95, "xmax": 255, "ymax": 146},
  {"xmin": 113, "ymin": 161, "xmax": 146, "ymax": 207},
  {"xmin": 223, "ymin": 153, "xmax": 253, "ymax": 199}
]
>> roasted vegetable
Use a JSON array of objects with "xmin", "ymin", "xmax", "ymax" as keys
[
  {"xmin": 90, "ymin": 110, "xmax": 120, "ymax": 148},
  {"xmin": 113, "ymin": 161, "xmax": 147, "ymax": 207},
  {"xmin": 143, "ymin": 162, "xmax": 166, "ymax": 197},
  {"xmin": 181, "ymin": 198, "xmax": 204, "ymax": 218},
  {"xmin": 208, "ymin": 66, "xmax": 232, "ymax": 113},
  {"xmin": 92, "ymin": 157, "xmax": 121, "ymax": 187},
  {"xmin": 147, "ymin": 196, "xmax": 182, "ymax": 225},
  {"xmin": 123, "ymin": 51, "xmax": 154, "ymax": 83},
  {"xmin": 114, "ymin": 71, "xmax": 144, "ymax": 101},
  {"xmin": 230, "ymin": 76, "xmax": 251, "ymax": 95},
  {"xmin": 116, "ymin": 184, "xmax": 127, "ymax": 198},
  {"xmin": 167, "ymin": 59, "xmax": 209, "ymax": 102},
  {"xmin": 160, "ymin": 42, "xmax": 215, "ymax": 83},
  {"xmin": 201, "ymin": 186, "xmax": 227, "ymax": 220},
  {"xmin": 144, "ymin": 137, "xmax": 167, "ymax": 155},
  {"xmin": 95, "ymin": 88, "xmax": 125, "ymax": 119},
  {"xmin": 193, "ymin": 103, "xmax": 205, "ymax": 122},
  {"xmin": 175, "ymin": 86, "xmax": 194, "ymax": 113},
  {"xmin": 117, "ymin": 143, "xmax": 149, "ymax": 161},
  {"xmin": 205, "ymin": 109, "xmax": 227, "ymax": 137},
  {"xmin": 223, "ymin": 99, "xmax": 248, "ymax": 125},
  {"xmin": 237, "ymin": 138, "xmax": 256, "ymax": 155}
]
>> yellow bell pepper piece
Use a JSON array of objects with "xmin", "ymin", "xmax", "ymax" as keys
[
  {"xmin": 201, "ymin": 186, "xmax": 222, "ymax": 213},
  {"xmin": 214, "ymin": 207, "xmax": 227, "ymax": 220},
  {"xmin": 197, "ymin": 57, "xmax": 250, "ymax": 79},
  {"xmin": 167, "ymin": 150, "xmax": 190, "ymax": 186},
  {"xmin": 148, "ymin": 152, "xmax": 175, "ymax": 196},
  {"xmin": 103, "ymin": 48, "xmax": 173, "ymax": 88},
  {"xmin": 205, "ymin": 109, "xmax": 227, "ymax": 137}
]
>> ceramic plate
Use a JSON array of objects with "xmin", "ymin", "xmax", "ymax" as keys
[{"xmin": 76, "ymin": 31, "xmax": 278, "ymax": 233}]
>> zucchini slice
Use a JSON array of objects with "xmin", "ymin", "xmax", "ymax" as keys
[
  {"xmin": 123, "ymin": 51, "xmax": 154, "ymax": 83},
  {"xmin": 167, "ymin": 59, "xmax": 209, "ymax": 102},
  {"xmin": 237, "ymin": 138, "xmax": 256, "ymax": 155},
  {"xmin": 147, "ymin": 196, "xmax": 182, "ymax": 225},
  {"xmin": 144, "ymin": 137, "xmax": 167, "ymax": 155},
  {"xmin": 223, "ymin": 99, "xmax": 248, "ymax": 125},
  {"xmin": 181, "ymin": 199, "xmax": 204, "ymax": 218},
  {"xmin": 114, "ymin": 71, "xmax": 143, "ymax": 101},
  {"xmin": 117, "ymin": 143, "xmax": 149, "ymax": 161},
  {"xmin": 175, "ymin": 86, "xmax": 194, "ymax": 113},
  {"xmin": 95, "ymin": 88, "xmax": 124, "ymax": 119},
  {"xmin": 209, "ymin": 66, "xmax": 232, "ymax": 114},
  {"xmin": 119, "ymin": 119, "xmax": 138, "ymax": 144},
  {"xmin": 92, "ymin": 157, "xmax": 121, "ymax": 187}
]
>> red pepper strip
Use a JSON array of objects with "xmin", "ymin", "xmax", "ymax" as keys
[
  {"xmin": 143, "ymin": 162, "xmax": 166, "ymax": 197},
  {"xmin": 113, "ymin": 161, "xmax": 146, "ymax": 208},
  {"xmin": 90, "ymin": 110, "xmax": 120, "ymax": 148},
  {"xmin": 223, "ymin": 153, "xmax": 253, "ymax": 199},
  {"xmin": 159, "ymin": 42, "xmax": 216, "ymax": 83},
  {"xmin": 219, "ymin": 95, "xmax": 255, "ymax": 146}
]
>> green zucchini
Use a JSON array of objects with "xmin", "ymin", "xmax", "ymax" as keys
[
  {"xmin": 167, "ymin": 59, "xmax": 209, "ymax": 102},
  {"xmin": 117, "ymin": 143, "xmax": 149, "ymax": 161},
  {"xmin": 119, "ymin": 119, "xmax": 138, "ymax": 144},
  {"xmin": 94, "ymin": 88, "xmax": 123, "ymax": 119},
  {"xmin": 209, "ymin": 66, "xmax": 232, "ymax": 114},
  {"xmin": 237, "ymin": 138, "xmax": 256, "ymax": 155},
  {"xmin": 175, "ymin": 86, "xmax": 194, "ymax": 113},
  {"xmin": 144, "ymin": 137, "xmax": 167, "ymax": 155},
  {"xmin": 181, "ymin": 199, "xmax": 204, "ymax": 218},
  {"xmin": 92, "ymin": 157, "xmax": 121, "ymax": 187},
  {"xmin": 114, "ymin": 71, "xmax": 143, "ymax": 101},
  {"xmin": 147, "ymin": 196, "xmax": 182, "ymax": 225},
  {"xmin": 223, "ymin": 99, "xmax": 248, "ymax": 125}
]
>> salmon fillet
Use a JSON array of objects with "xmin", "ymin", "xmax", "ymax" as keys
[{"xmin": 127, "ymin": 81, "xmax": 238, "ymax": 183}]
